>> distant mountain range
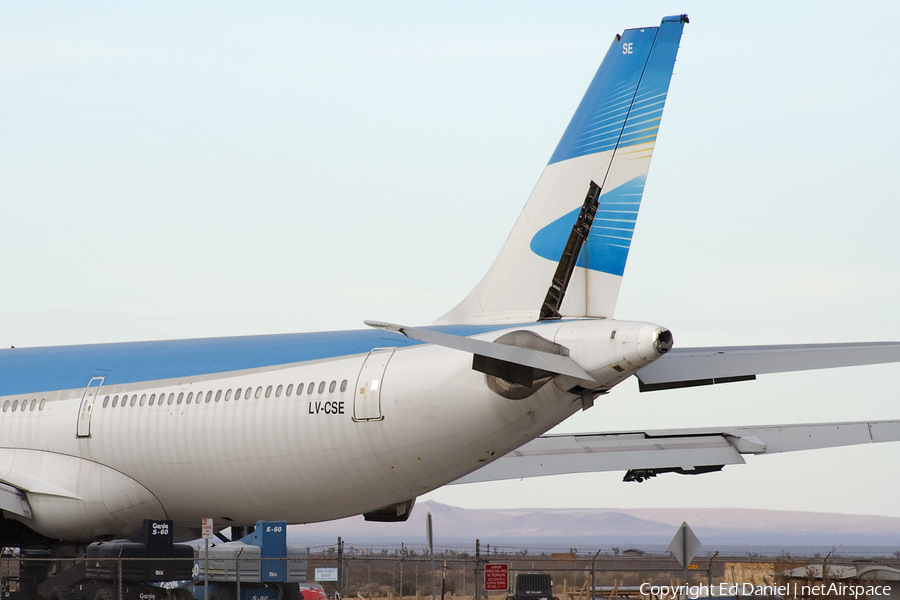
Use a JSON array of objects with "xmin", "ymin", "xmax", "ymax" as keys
[{"xmin": 286, "ymin": 501, "xmax": 900, "ymax": 555}]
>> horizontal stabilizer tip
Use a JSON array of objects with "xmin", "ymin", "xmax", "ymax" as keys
[{"xmin": 636, "ymin": 342, "xmax": 900, "ymax": 389}]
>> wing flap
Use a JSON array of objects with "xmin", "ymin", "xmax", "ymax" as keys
[
  {"xmin": 636, "ymin": 342, "xmax": 900, "ymax": 391},
  {"xmin": 452, "ymin": 419, "xmax": 900, "ymax": 484}
]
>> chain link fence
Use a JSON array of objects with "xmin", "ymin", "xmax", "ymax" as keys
[
  {"xmin": 2, "ymin": 552, "xmax": 897, "ymax": 600},
  {"xmin": 313, "ymin": 553, "xmax": 742, "ymax": 600}
]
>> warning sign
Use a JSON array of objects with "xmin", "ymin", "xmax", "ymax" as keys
[
  {"xmin": 201, "ymin": 518, "xmax": 213, "ymax": 540},
  {"xmin": 484, "ymin": 563, "xmax": 508, "ymax": 591}
]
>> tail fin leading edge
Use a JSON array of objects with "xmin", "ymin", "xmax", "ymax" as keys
[{"xmin": 436, "ymin": 15, "xmax": 687, "ymax": 326}]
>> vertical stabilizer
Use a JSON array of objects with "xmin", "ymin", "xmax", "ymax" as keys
[{"xmin": 436, "ymin": 15, "xmax": 687, "ymax": 325}]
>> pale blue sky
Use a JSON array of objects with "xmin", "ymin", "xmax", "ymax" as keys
[{"xmin": 2, "ymin": 2, "xmax": 899, "ymax": 518}]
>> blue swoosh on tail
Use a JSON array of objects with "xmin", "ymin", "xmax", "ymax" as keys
[{"xmin": 529, "ymin": 175, "xmax": 646, "ymax": 277}]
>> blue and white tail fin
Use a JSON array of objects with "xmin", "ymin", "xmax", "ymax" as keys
[{"xmin": 436, "ymin": 15, "xmax": 687, "ymax": 325}]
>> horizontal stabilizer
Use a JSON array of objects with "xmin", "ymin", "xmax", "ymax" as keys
[
  {"xmin": 636, "ymin": 342, "xmax": 900, "ymax": 391},
  {"xmin": 451, "ymin": 419, "xmax": 900, "ymax": 484},
  {"xmin": 364, "ymin": 321, "xmax": 595, "ymax": 384}
]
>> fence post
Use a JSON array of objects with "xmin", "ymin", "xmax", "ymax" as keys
[
  {"xmin": 117, "ymin": 553, "xmax": 123, "ymax": 600},
  {"xmin": 475, "ymin": 540, "xmax": 481, "ymax": 600},
  {"xmin": 708, "ymin": 551, "xmax": 718, "ymax": 593},
  {"xmin": 236, "ymin": 547, "xmax": 243, "ymax": 600},
  {"xmin": 337, "ymin": 537, "xmax": 344, "ymax": 599}
]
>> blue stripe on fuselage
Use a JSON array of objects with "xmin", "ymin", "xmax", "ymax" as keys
[{"xmin": 0, "ymin": 324, "xmax": 513, "ymax": 396}]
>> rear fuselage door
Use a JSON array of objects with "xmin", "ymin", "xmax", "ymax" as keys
[
  {"xmin": 353, "ymin": 348, "xmax": 395, "ymax": 421},
  {"xmin": 76, "ymin": 376, "xmax": 105, "ymax": 438}
]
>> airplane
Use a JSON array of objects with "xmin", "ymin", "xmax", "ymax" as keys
[{"xmin": 1, "ymin": 14, "xmax": 899, "ymax": 550}]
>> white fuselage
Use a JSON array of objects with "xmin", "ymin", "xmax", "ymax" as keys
[{"xmin": 0, "ymin": 318, "xmax": 667, "ymax": 542}]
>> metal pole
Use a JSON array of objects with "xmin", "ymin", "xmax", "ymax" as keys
[
  {"xmin": 117, "ymin": 554, "xmax": 123, "ymax": 600},
  {"xmin": 205, "ymin": 537, "xmax": 210, "ymax": 600},
  {"xmin": 236, "ymin": 547, "xmax": 243, "ymax": 600},
  {"xmin": 337, "ymin": 537, "xmax": 344, "ymax": 599},
  {"xmin": 475, "ymin": 540, "xmax": 481, "ymax": 600},
  {"xmin": 708, "ymin": 551, "xmax": 718, "ymax": 594},
  {"xmin": 400, "ymin": 542, "xmax": 404, "ymax": 600},
  {"xmin": 590, "ymin": 550, "xmax": 600, "ymax": 600}
]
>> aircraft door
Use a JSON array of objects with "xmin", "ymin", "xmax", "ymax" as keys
[
  {"xmin": 76, "ymin": 376, "xmax": 105, "ymax": 438},
  {"xmin": 353, "ymin": 347, "xmax": 395, "ymax": 422}
]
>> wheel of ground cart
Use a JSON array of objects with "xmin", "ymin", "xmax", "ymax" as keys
[
  {"xmin": 279, "ymin": 583, "xmax": 302, "ymax": 600},
  {"xmin": 171, "ymin": 588, "xmax": 193, "ymax": 600},
  {"xmin": 48, "ymin": 588, "xmax": 75, "ymax": 600},
  {"xmin": 93, "ymin": 585, "xmax": 115, "ymax": 600}
]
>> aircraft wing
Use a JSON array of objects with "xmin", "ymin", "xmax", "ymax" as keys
[
  {"xmin": 451, "ymin": 420, "xmax": 900, "ymax": 484},
  {"xmin": 635, "ymin": 342, "xmax": 900, "ymax": 391}
]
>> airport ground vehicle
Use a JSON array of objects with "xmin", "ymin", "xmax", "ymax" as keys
[
  {"xmin": 8, "ymin": 520, "xmax": 315, "ymax": 600},
  {"xmin": 506, "ymin": 574, "xmax": 558, "ymax": 600},
  {"xmin": 187, "ymin": 521, "xmax": 312, "ymax": 600},
  {"xmin": 27, "ymin": 520, "xmax": 194, "ymax": 600}
]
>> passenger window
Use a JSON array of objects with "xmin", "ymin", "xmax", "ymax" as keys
[
  {"xmin": 275, "ymin": 385, "xmax": 282, "ymax": 398},
  {"xmin": 30, "ymin": 399, "xmax": 36, "ymax": 411},
  {"xmin": 206, "ymin": 390, "xmax": 213, "ymax": 403},
  {"xmin": 216, "ymin": 390, "xmax": 222, "ymax": 402},
  {"xmin": 256, "ymin": 386, "xmax": 263, "ymax": 399},
  {"xmin": 265, "ymin": 386, "xmax": 272, "ymax": 398},
  {"xmin": 2, "ymin": 400, "xmax": 8, "ymax": 412},
  {"xmin": 39, "ymin": 399, "xmax": 45, "ymax": 410},
  {"xmin": 187, "ymin": 392, "xmax": 194, "ymax": 404},
  {"xmin": 122, "ymin": 395, "xmax": 129, "ymax": 407},
  {"xmin": 140, "ymin": 394, "xmax": 147, "ymax": 406},
  {"xmin": 149, "ymin": 394, "xmax": 156, "ymax": 406},
  {"xmin": 292, "ymin": 383, "xmax": 300, "ymax": 395},
  {"xmin": 11, "ymin": 400, "xmax": 18, "ymax": 412},
  {"xmin": 340, "ymin": 379, "xmax": 347, "ymax": 392},
  {"xmin": 308, "ymin": 382, "xmax": 315, "ymax": 395},
  {"xmin": 103, "ymin": 396, "xmax": 110, "ymax": 408},
  {"xmin": 168, "ymin": 393, "xmax": 174, "ymax": 406},
  {"xmin": 177, "ymin": 393, "xmax": 184, "ymax": 405},
  {"xmin": 329, "ymin": 381, "xmax": 336, "ymax": 393},
  {"xmin": 130, "ymin": 396, "xmax": 137, "ymax": 407},
  {"xmin": 234, "ymin": 388, "xmax": 241, "ymax": 401},
  {"xmin": 318, "ymin": 382, "xmax": 326, "ymax": 394},
  {"xmin": 225, "ymin": 389, "xmax": 232, "ymax": 401},
  {"xmin": 112, "ymin": 395, "xmax": 119, "ymax": 408},
  {"xmin": 20, "ymin": 401, "xmax": 27, "ymax": 412}
]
